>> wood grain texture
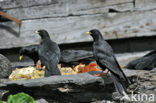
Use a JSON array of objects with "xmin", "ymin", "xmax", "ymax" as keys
[
  {"xmin": 1, "ymin": 10, "xmax": 156, "ymax": 49},
  {"xmin": 135, "ymin": 0, "xmax": 156, "ymax": 10},
  {"xmin": 0, "ymin": 0, "xmax": 132, "ymax": 9},
  {"xmin": 2, "ymin": 0, "xmax": 133, "ymax": 20},
  {"xmin": 0, "ymin": 0, "xmax": 156, "ymax": 49}
]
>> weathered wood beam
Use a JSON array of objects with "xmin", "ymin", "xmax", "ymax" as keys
[
  {"xmin": 1, "ymin": 0, "xmax": 133, "ymax": 20},
  {"xmin": 135, "ymin": 0, "xmax": 156, "ymax": 10},
  {"xmin": 0, "ymin": 10, "xmax": 156, "ymax": 49},
  {"xmin": 0, "ymin": 0, "xmax": 133, "ymax": 10}
]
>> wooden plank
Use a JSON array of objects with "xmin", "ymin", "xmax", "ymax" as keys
[
  {"xmin": 0, "ymin": 0, "xmax": 133, "ymax": 9},
  {"xmin": 0, "ymin": 10, "xmax": 156, "ymax": 49},
  {"xmin": 135, "ymin": 0, "xmax": 156, "ymax": 10},
  {"xmin": 0, "ymin": 0, "xmax": 52, "ymax": 9},
  {"xmin": 2, "ymin": 0, "xmax": 133, "ymax": 20}
]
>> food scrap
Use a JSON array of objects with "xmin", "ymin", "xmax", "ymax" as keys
[
  {"xmin": 9, "ymin": 64, "xmax": 77, "ymax": 80},
  {"xmin": 9, "ymin": 62, "xmax": 100, "ymax": 80},
  {"xmin": 9, "ymin": 66, "xmax": 44, "ymax": 80},
  {"xmin": 73, "ymin": 62, "xmax": 100, "ymax": 73},
  {"xmin": 58, "ymin": 64, "xmax": 77, "ymax": 75}
]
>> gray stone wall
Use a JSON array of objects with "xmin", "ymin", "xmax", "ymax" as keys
[{"xmin": 0, "ymin": 0, "xmax": 156, "ymax": 49}]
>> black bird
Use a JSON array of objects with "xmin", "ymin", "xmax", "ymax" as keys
[
  {"xmin": 20, "ymin": 46, "xmax": 94, "ymax": 67},
  {"xmin": 125, "ymin": 50, "xmax": 156, "ymax": 70},
  {"xmin": 35, "ymin": 29, "xmax": 61, "ymax": 77},
  {"xmin": 19, "ymin": 45, "xmax": 39, "ymax": 65},
  {"xmin": 86, "ymin": 29, "xmax": 131, "ymax": 100}
]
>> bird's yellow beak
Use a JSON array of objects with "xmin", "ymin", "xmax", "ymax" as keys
[
  {"xmin": 19, "ymin": 55, "xmax": 23, "ymax": 61},
  {"xmin": 35, "ymin": 31, "xmax": 39, "ymax": 34},
  {"xmin": 85, "ymin": 32, "xmax": 91, "ymax": 35}
]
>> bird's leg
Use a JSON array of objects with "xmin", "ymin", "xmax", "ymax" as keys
[
  {"xmin": 93, "ymin": 70, "xmax": 103, "ymax": 77},
  {"xmin": 42, "ymin": 66, "xmax": 46, "ymax": 71},
  {"xmin": 105, "ymin": 69, "xmax": 109, "ymax": 76}
]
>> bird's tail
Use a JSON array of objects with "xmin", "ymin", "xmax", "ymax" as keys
[
  {"xmin": 114, "ymin": 58, "xmax": 131, "ymax": 85},
  {"xmin": 111, "ymin": 73, "xmax": 128, "ymax": 95},
  {"xmin": 122, "ymin": 70, "xmax": 131, "ymax": 86}
]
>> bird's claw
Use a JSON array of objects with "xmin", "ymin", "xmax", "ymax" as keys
[
  {"xmin": 104, "ymin": 72, "xmax": 109, "ymax": 76},
  {"xmin": 93, "ymin": 74, "xmax": 102, "ymax": 77},
  {"xmin": 120, "ymin": 95, "xmax": 130, "ymax": 102}
]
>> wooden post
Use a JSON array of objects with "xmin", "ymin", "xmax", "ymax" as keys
[{"xmin": 0, "ymin": 12, "xmax": 22, "ymax": 25}]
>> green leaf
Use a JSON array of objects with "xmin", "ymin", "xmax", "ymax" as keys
[
  {"xmin": 0, "ymin": 101, "xmax": 7, "ymax": 103},
  {"xmin": 7, "ymin": 92, "xmax": 35, "ymax": 103}
]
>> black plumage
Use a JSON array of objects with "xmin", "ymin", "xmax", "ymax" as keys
[
  {"xmin": 36, "ymin": 30, "xmax": 61, "ymax": 77},
  {"xmin": 87, "ymin": 29, "xmax": 131, "ymax": 97},
  {"xmin": 20, "ymin": 45, "xmax": 94, "ymax": 67},
  {"xmin": 125, "ymin": 50, "xmax": 156, "ymax": 70},
  {"xmin": 19, "ymin": 45, "xmax": 39, "ymax": 65}
]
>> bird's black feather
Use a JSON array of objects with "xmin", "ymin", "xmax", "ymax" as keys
[
  {"xmin": 89, "ymin": 29, "xmax": 130, "ymax": 95},
  {"xmin": 19, "ymin": 45, "xmax": 39, "ymax": 65},
  {"xmin": 125, "ymin": 50, "xmax": 156, "ymax": 70},
  {"xmin": 37, "ymin": 30, "xmax": 61, "ymax": 77}
]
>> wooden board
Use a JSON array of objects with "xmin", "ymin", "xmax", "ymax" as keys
[
  {"xmin": 1, "ymin": 10, "xmax": 156, "ymax": 49},
  {"xmin": 135, "ymin": 0, "xmax": 156, "ymax": 10},
  {"xmin": 0, "ymin": 0, "xmax": 133, "ymax": 10},
  {"xmin": 1, "ymin": 0, "xmax": 133, "ymax": 20},
  {"xmin": 0, "ymin": 0, "xmax": 156, "ymax": 49}
]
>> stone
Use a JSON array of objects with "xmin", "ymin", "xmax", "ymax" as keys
[
  {"xmin": 0, "ymin": 54, "xmax": 11, "ymax": 78},
  {"xmin": 36, "ymin": 98, "xmax": 49, "ymax": 103},
  {"xmin": 0, "ymin": 69, "xmax": 139, "ymax": 102}
]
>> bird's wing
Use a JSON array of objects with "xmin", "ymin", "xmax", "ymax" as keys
[
  {"xmin": 40, "ymin": 48, "xmax": 60, "ymax": 66},
  {"xmin": 98, "ymin": 55, "xmax": 124, "ymax": 79},
  {"xmin": 113, "ymin": 56, "xmax": 131, "ymax": 84},
  {"xmin": 124, "ymin": 58, "xmax": 142, "ymax": 69},
  {"xmin": 39, "ymin": 49, "xmax": 61, "ymax": 76},
  {"xmin": 144, "ymin": 50, "xmax": 156, "ymax": 57},
  {"xmin": 135, "ymin": 57, "xmax": 153, "ymax": 70}
]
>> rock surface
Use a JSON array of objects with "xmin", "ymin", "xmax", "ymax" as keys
[
  {"xmin": 94, "ymin": 70, "xmax": 156, "ymax": 103},
  {"xmin": 36, "ymin": 98, "xmax": 49, "ymax": 103},
  {"xmin": 0, "ymin": 69, "xmax": 155, "ymax": 102},
  {"xmin": 127, "ymin": 70, "xmax": 156, "ymax": 103},
  {"xmin": 0, "ymin": 54, "xmax": 11, "ymax": 78},
  {"xmin": 0, "ymin": 69, "xmax": 139, "ymax": 102}
]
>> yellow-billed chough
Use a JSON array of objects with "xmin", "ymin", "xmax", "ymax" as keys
[
  {"xmin": 19, "ymin": 45, "xmax": 39, "ymax": 65},
  {"xmin": 20, "ymin": 46, "xmax": 94, "ymax": 66},
  {"xmin": 125, "ymin": 50, "xmax": 156, "ymax": 70},
  {"xmin": 35, "ymin": 30, "xmax": 61, "ymax": 77},
  {"xmin": 86, "ymin": 29, "xmax": 131, "ymax": 100}
]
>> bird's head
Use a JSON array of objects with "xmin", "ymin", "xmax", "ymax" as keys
[
  {"xmin": 19, "ymin": 48, "xmax": 25, "ymax": 61},
  {"xmin": 35, "ymin": 29, "xmax": 50, "ymax": 40},
  {"xmin": 86, "ymin": 29, "xmax": 103, "ymax": 41}
]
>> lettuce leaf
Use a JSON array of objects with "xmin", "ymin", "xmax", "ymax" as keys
[
  {"xmin": 7, "ymin": 92, "xmax": 35, "ymax": 103},
  {"xmin": 0, "ymin": 101, "xmax": 7, "ymax": 103}
]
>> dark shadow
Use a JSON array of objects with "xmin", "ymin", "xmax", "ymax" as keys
[
  {"xmin": 0, "ymin": 16, "xmax": 11, "ymax": 22},
  {"xmin": 0, "ymin": 24, "xmax": 20, "ymax": 37}
]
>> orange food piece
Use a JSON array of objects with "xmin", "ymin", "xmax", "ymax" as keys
[
  {"xmin": 74, "ymin": 63, "xmax": 100, "ymax": 73},
  {"xmin": 81, "ymin": 63, "xmax": 99, "ymax": 73},
  {"xmin": 73, "ymin": 62, "xmax": 84, "ymax": 72},
  {"xmin": 36, "ymin": 60, "xmax": 41, "ymax": 68}
]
